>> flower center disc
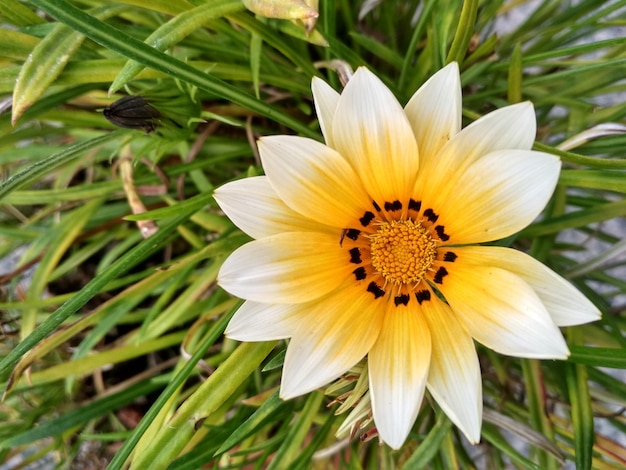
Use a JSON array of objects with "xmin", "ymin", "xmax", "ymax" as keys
[{"xmin": 369, "ymin": 219, "xmax": 437, "ymax": 286}]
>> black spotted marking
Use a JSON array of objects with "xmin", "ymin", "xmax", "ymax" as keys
[
  {"xmin": 367, "ymin": 282, "xmax": 385, "ymax": 299},
  {"xmin": 434, "ymin": 225, "xmax": 450, "ymax": 241},
  {"xmin": 394, "ymin": 294, "xmax": 410, "ymax": 306},
  {"xmin": 349, "ymin": 247, "xmax": 362, "ymax": 264},
  {"xmin": 423, "ymin": 208, "xmax": 439, "ymax": 223},
  {"xmin": 353, "ymin": 266, "xmax": 367, "ymax": 280},
  {"xmin": 360, "ymin": 211, "xmax": 375, "ymax": 227},
  {"xmin": 372, "ymin": 200, "xmax": 382, "ymax": 212},
  {"xmin": 384, "ymin": 200, "xmax": 402, "ymax": 212},
  {"xmin": 443, "ymin": 251, "xmax": 458, "ymax": 262},
  {"xmin": 433, "ymin": 267, "xmax": 449, "ymax": 284},
  {"xmin": 408, "ymin": 199, "xmax": 421, "ymax": 212},
  {"xmin": 346, "ymin": 228, "xmax": 361, "ymax": 241},
  {"xmin": 415, "ymin": 290, "xmax": 431, "ymax": 304}
]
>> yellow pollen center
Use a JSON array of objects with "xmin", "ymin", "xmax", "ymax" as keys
[{"xmin": 369, "ymin": 219, "xmax": 437, "ymax": 286}]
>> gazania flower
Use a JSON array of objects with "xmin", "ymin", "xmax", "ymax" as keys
[{"xmin": 215, "ymin": 63, "xmax": 600, "ymax": 449}]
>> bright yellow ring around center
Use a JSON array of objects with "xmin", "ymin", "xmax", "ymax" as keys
[{"xmin": 369, "ymin": 219, "xmax": 437, "ymax": 286}]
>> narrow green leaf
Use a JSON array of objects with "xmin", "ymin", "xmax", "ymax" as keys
[
  {"xmin": 128, "ymin": 341, "xmax": 276, "ymax": 470},
  {"xmin": 521, "ymin": 359, "xmax": 557, "ymax": 468},
  {"xmin": 400, "ymin": 413, "xmax": 452, "ymax": 469},
  {"xmin": 566, "ymin": 329, "xmax": 594, "ymax": 470},
  {"xmin": 7, "ymin": 267, "xmax": 184, "ymax": 396},
  {"xmin": 165, "ymin": 417, "xmax": 248, "ymax": 470},
  {"xmin": 0, "ymin": 83, "xmax": 98, "ymax": 137},
  {"xmin": 0, "ymin": 131, "xmax": 126, "ymax": 202},
  {"xmin": 349, "ymin": 32, "xmax": 404, "ymax": 68},
  {"xmin": 568, "ymin": 346, "xmax": 626, "ymax": 368},
  {"xmin": 21, "ymin": 200, "xmax": 102, "ymax": 338},
  {"xmin": 3, "ymin": 181, "xmax": 123, "ymax": 205},
  {"xmin": 0, "ymin": 378, "xmax": 163, "ymax": 449},
  {"xmin": 23, "ymin": 332, "xmax": 184, "ymax": 386},
  {"xmin": 27, "ymin": 0, "xmax": 318, "ymax": 139},
  {"xmin": 559, "ymin": 169, "xmax": 626, "ymax": 193},
  {"xmin": 226, "ymin": 11, "xmax": 319, "ymax": 78},
  {"xmin": 508, "ymin": 43, "xmax": 523, "ymax": 103},
  {"xmin": 113, "ymin": 0, "xmax": 192, "ymax": 16},
  {"xmin": 0, "ymin": 208, "xmax": 197, "ymax": 383},
  {"xmin": 0, "ymin": 58, "xmax": 309, "ymax": 96},
  {"xmin": 109, "ymin": 0, "xmax": 244, "ymax": 93},
  {"xmin": 250, "ymin": 32, "xmax": 263, "ymax": 99},
  {"xmin": 524, "ymin": 57, "xmax": 626, "ymax": 87},
  {"xmin": 266, "ymin": 391, "xmax": 324, "ymax": 470},
  {"xmin": 106, "ymin": 306, "xmax": 236, "ymax": 470},
  {"xmin": 481, "ymin": 424, "xmax": 542, "ymax": 470},
  {"xmin": 521, "ymin": 198, "xmax": 626, "ymax": 237},
  {"xmin": 0, "ymin": 29, "xmax": 40, "ymax": 60},
  {"xmin": 0, "ymin": 0, "xmax": 45, "ymax": 26},
  {"xmin": 534, "ymin": 143, "xmax": 626, "ymax": 169},
  {"xmin": 445, "ymin": 0, "xmax": 479, "ymax": 64},
  {"xmin": 290, "ymin": 409, "xmax": 336, "ymax": 470},
  {"xmin": 398, "ymin": 0, "xmax": 436, "ymax": 91},
  {"xmin": 523, "ymin": 37, "xmax": 626, "ymax": 64},
  {"xmin": 12, "ymin": 4, "xmax": 128, "ymax": 124},
  {"xmin": 123, "ymin": 191, "xmax": 216, "ymax": 221},
  {"xmin": 215, "ymin": 392, "xmax": 287, "ymax": 455}
]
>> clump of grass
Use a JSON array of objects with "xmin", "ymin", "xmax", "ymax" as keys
[{"xmin": 1, "ymin": 0, "xmax": 625, "ymax": 468}]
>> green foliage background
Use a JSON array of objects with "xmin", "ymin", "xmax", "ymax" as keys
[{"xmin": 0, "ymin": 0, "xmax": 625, "ymax": 468}]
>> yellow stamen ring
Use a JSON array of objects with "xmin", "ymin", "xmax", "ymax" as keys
[{"xmin": 369, "ymin": 219, "xmax": 437, "ymax": 286}]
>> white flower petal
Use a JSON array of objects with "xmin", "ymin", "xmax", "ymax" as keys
[
  {"xmin": 450, "ymin": 246, "xmax": 601, "ymax": 326},
  {"xmin": 259, "ymin": 135, "xmax": 371, "ymax": 228},
  {"xmin": 218, "ymin": 232, "xmax": 352, "ymax": 304},
  {"xmin": 418, "ymin": 102, "xmax": 537, "ymax": 209},
  {"xmin": 441, "ymin": 264, "xmax": 569, "ymax": 359},
  {"xmin": 214, "ymin": 176, "xmax": 334, "ymax": 239},
  {"xmin": 405, "ymin": 62, "xmax": 461, "ymax": 165},
  {"xmin": 439, "ymin": 149, "xmax": 560, "ymax": 244},
  {"xmin": 225, "ymin": 300, "xmax": 302, "ymax": 341},
  {"xmin": 312, "ymin": 76, "xmax": 340, "ymax": 147},
  {"xmin": 423, "ymin": 298, "xmax": 482, "ymax": 444},
  {"xmin": 368, "ymin": 302, "xmax": 431, "ymax": 449},
  {"xmin": 332, "ymin": 67, "xmax": 419, "ymax": 204},
  {"xmin": 280, "ymin": 284, "xmax": 386, "ymax": 398}
]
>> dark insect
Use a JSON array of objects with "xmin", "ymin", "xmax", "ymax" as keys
[{"xmin": 103, "ymin": 95, "xmax": 161, "ymax": 133}]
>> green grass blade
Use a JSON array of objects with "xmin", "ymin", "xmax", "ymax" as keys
[
  {"xmin": 568, "ymin": 346, "xmax": 626, "ymax": 368},
  {"xmin": 566, "ymin": 330, "xmax": 594, "ymax": 470},
  {"xmin": 0, "ymin": 195, "xmax": 212, "ymax": 384},
  {"xmin": 559, "ymin": 169, "xmax": 626, "ymax": 193},
  {"xmin": 0, "ymin": 378, "xmax": 164, "ymax": 449},
  {"xmin": 0, "ymin": 0, "xmax": 45, "ymax": 26},
  {"xmin": 21, "ymin": 200, "xmax": 102, "ymax": 339},
  {"xmin": 266, "ymin": 391, "xmax": 324, "ymax": 470},
  {"xmin": 521, "ymin": 199, "xmax": 626, "ymax": 237},
  {"xmin": 109, "ymin": 0, "xmax": 244, "ymax": 93},
  {"xmin": 215, "ymin": 391, "xmax": 288, "ymax": 455},
  {"xmin": 446, "ymin": 0, "xmax": 478, "ymax": 64},
  {"xmin": 0, "ymin": 130, "xmax": 126, "ymax": 201},
  {"xmin": 0, "ymin": 29, "xmax": 40, "ymax": 60},
  {"xmin": 400, "ymin": 413, "xmax": 453, "ymax": 469},
  {"xmin": 27, "ymin": 0, "xmax": 318, "ymax": 138},
  {"xmin": 508, "ymin": 43, "xmax": 523, "ymax": 103},
  {"xmin": 128, "ymin": 341, "xmax": 276, "ymax": 469},
  {"xmin": 11, "ymin": 4, "xmax": 128, "ymax": 124},
  {"xmin": 105, "ymin": 306, "xmax": 236, "ymax": 470}
]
